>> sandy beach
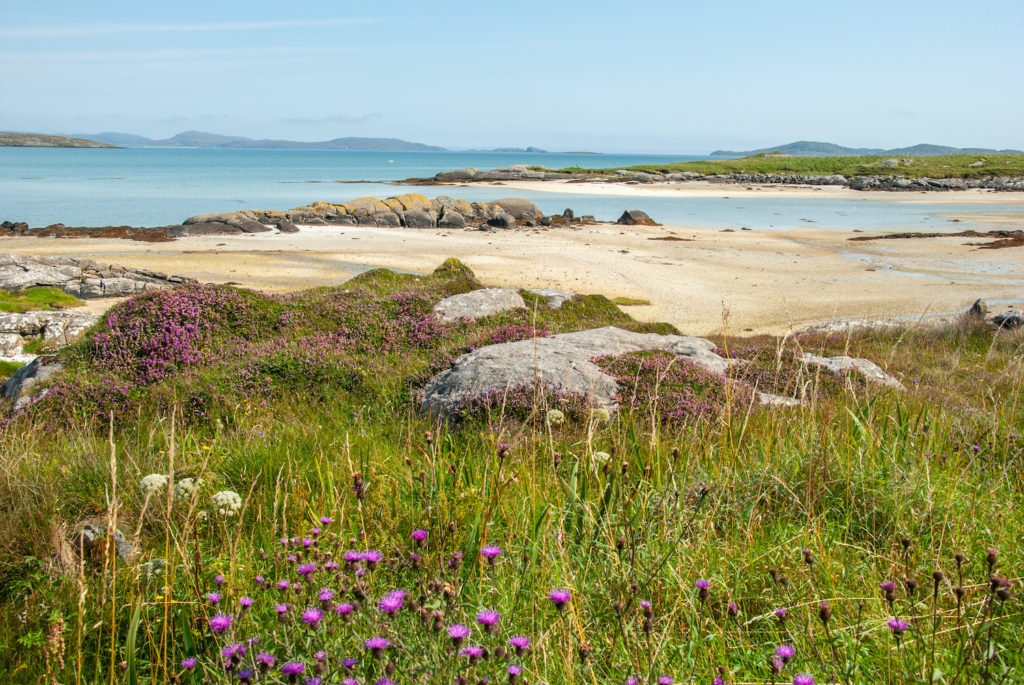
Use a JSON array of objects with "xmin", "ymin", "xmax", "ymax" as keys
[{"xmin": 3, "ymin": 183, "xmax": 1022, "ymax": 336}]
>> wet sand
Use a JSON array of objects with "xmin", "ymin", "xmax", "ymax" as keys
[{"xmin": 4, "ymin": 212, "xmax": 1022, "ymax": 336}]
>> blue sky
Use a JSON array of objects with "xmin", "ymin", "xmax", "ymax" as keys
[{"xmin": 2, "ymin": 0, "xmax": 1022, "ymax": 153}]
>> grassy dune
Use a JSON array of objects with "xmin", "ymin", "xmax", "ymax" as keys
[
  {"xmin": 0, "ymin": 261, "xmax": 1021, "ymax": 683},
  {"xmin": 555, "ymin": 152, "xmax": 1024, "ymax": 179}
]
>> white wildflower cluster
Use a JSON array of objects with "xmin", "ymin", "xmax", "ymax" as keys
[
  {"xmin": 589, "ymin": 407, "xmax": 611, "ymax": 423},
  {"xmin": 545, "ymin": 409, "xmax": 565, "ymax": 427},
  {"xmin": 591, "ymin": 451, "xmax": 611, "ymax": 475},
  {"xmin": 174, "ymin": 477, "xmax": 200, "ymax": 502},
  {"xmin": 139, "ymin": 473, "xmax": 169, "ymax": 497},
  {"xmin": 211, "ymin": 490, "xmax": 242, "ymax": 517}
]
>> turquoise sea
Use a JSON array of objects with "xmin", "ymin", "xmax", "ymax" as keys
[{"xmin": 1, "ymin": 148, "xmax": 1020, "ymax": 230}]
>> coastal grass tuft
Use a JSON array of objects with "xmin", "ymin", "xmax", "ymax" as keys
[
  {"xmin": 0, "ymin": 263, "xmax": 1021, "ymax": 683},
  {"xmin": 0, "ymin": 286, "xmax": 85, "ymax": 314},
  {"xmin": 557, "ymin": 152, "xmax": 1024, "ymax": 179}
]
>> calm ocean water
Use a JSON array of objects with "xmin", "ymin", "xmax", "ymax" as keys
[{"xmin": 1, "ymin": 148, "xmax": 1020, "ymax": 230}]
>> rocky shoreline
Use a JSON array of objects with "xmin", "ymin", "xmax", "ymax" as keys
[
  {"xmin": 407, "ymin": 165, "xmax": 1024, "ymax": 192},
  {"xmin": 1, "ymin": 194, "xmax": 656, "ymax": 243}
]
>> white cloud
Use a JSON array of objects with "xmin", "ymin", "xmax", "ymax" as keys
[{"xmin": 0, "ymin": 17, "xmax": 378, "ymax": 39}]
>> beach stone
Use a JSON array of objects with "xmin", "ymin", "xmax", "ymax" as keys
[
  {"xmin": 276, "ymin": 219, "xmax": 300, "ymax": 233},
  {"xmin": 487, "ymin": 212, "xmax": 517, "ymax": 229},
  {"xmin": 72, "ymin": 523, "xmax": 135, "ymax": 564},
  {"xmin": 528, "ymin": 288, "xmax": 576, "ymax": 308},
  {"xmin": 433, "ymin": 288, "xmax": 525, "ymax": 323},
  {"xmin": 616, "ymin": 209, "xmax": 660, "ymax": 226},
  {"xmin": 799, "ymin": 353, "xmax": 904, "ymax": 389},
  {"xmin": 421, "ymin": 326, "xmax": 732, "ymax": 417},
  {"xmin": 759, "ymin": 392, "xmax": 803, "ymax": 407}
]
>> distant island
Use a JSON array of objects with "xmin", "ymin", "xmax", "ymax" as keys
[
  {"xmin": 712, "ymin": 140, "xmax": 1022, "ymax": 157},
  {"xmin": 73, "ymin": 130, "xmax": 446, "ymax": 151},
  {"xmin": 0, "ymin": 132, "xmax": 117, "ymax": 148}
]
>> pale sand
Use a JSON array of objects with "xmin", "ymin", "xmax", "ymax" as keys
[{"xmin": 3, "ymin": 216, "xmax": 1022, "ymax": 336}]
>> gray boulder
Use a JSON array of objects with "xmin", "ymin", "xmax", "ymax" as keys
[
  {"xmin": 433, "ymin": 288, "xmax": 525, "ymax": 323},
  {"xmin": 403, "ymin": 209, "xmax": 436, "ymax": 228},
  {"xmin": 487, "ymin": 212, "xmax": 517, "ymax": 229},
  {"xmin": 437, "ymin": 209, "xmax": 466, "ymax": 229},
  {"xmin": 435, "ymin": 168, "xmax": 479, "ymax": 182},
  {"xmin": 992, "ymin": 310, "xmax": 1023, "ymax": 330},
  {"xmin": 0, "ymin": 253, "xmax": 190, "ymax": 298},
  {"xmin": 72, "ymin": 523, "xmax": 134, "ymax": 563},
  {"xmin": 799, "ymin": 353, "xmax": 904, "ymax": 389},
  {"xmin": 421, "ymin": 326, "xmax": 734, "ymax": 417},
  {"xmin": 528, "ymin": 288, "xmax": 576, "ymax": 308},
  {"xmin": 276, "ymin": 219, "xmax": 300, "ymax": 233},
  {"xmin": 492, "ymin": 198, "xmax": 544, "ymax": 222},
  {"xmin": 4, "ymin": 354, "xmax": 63, "ymax": 412},
  {"xmin": 616, "ymin": 210, "xmax": 660, "ymax": 226}
]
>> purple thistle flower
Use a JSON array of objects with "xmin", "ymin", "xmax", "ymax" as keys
[
  {"xmin": 364, "ymin": 636, "xmax": 392, "ymax": 654},
  {"xmin": 448, "ymin": 623, "xmax": 471, "ymax": 643},
  {"xmin": 880, "ymin": 581, "xmax": 897, "ymax": 592},
  {"xmin": 208, "ymin": 614, "xmax": 232, "ymax": 634},
  {"xmin": 281, "ymin": 661, "xmax": 305, "ymax": 676},
  {"xmin": 775, "ymin": 644, "xmax": 796, "ymax": 662},
  {"xmin": 373, "ymin": 679, "xmax": 393, "ymax": 685},
  {"xmin": 287, "ymin": 555, "xmax": 298, "ymax": 564},
  {"xmin": 297, "ymin": 562, "xmax": 316, "ymax": 577},
  {"xmin": 255, "ymin": 575, "xmax": 266, "ymax": 584},
  {"xmin": 728, "ymin": 601, "xmax": 739, "ymax": 616},
  {"xmin": 888, "ymin": 618, "xmax": 911, "ymax": 634},
  {"xmin": 207, "ymin": 592, "xmax": 221, "ymax": 605},
  {"xmin": 214, "ymin": 574, "xmax": 225, "ymax": 585},
  {"xmin": 275, "ymin": 603, "xmax": 289, "ymax": 614},
  {"xmin": 335, "ymin": 602, "xmax": 355, "ymax": 618},
  {"xmin": 311, "ymin": 528, "xmax": 322, "ymax": 536},
  {"xmin": 659, "ymin": 677, "xmax": 674, "ymax": 685},
  {"xmin": 341, "ymin": 657, "xmax": 358, "ymax": 669},
  {"xmin": 695, "ymin": 579, "xmax": 710, "ymax": 589},
  {"xmin": 476, "ymin": 609, "xmax": 501, "ymax": 633},
  {"xmin": 363, "ymin": 550, "xmax": 382, "ymax": 568},
  {"xmin": 324, "ymin": 561, "xmax": 340, "ymax": 571},
  {"xmin": 343, "ymin": 680, "xmax": 359, "ymax": 685},
  {"xmin": 239, "ymin": 596, "xmax": 254, "ymax": 609},
  {"xmin": 256, "ymin": 652, "xmax": 276, "ymax": 668},
  {"xmin": 378, "ymin": 589, "xmax": 406, "ymax": 615},
  {"xmin": 480, "ymin": 545, "xmax": 503, "ymax": 563},
  {"xmin": 549, "ymin": 588, "xmax": 571, "ymax": 609},
  {"xmin": 793, "ymin": 676, "xmax": 816, "ymax": 685},
  {"xmin": 344, "ymin": 550, "xmax": 364, "ymax": 564},
  {"xmin": 277, "ymin": 580, "xmax": 290, "ymax": 591},
  {"xmin": 222, "ymin": 643, "xmax": 246, "ymax": 660},
  {"xmin": 317, "ymin": 588, "xmax": 335, "ymax": 603},
  {"xmin": 237, "ymin": 668, "xmax": 255, "ymax": 682},
  {"xmin": 301, "ymin": 607, "xmax": 324, "ymax": 627},
  {"xmin": 508, "ymin": 635, "xmax": 530, "ymax": 654},
  {"xmin": 181, "ymin": 657, "xmax": 197, "ymax": 670},
  {"xmin": 320, "ymin": 516, "xmax": 333, "ymax": 525},
  {"xmin": 460, "ymin": 645, "xmax": 485, "ymax": 659},
  {"xmin": 412, "ymin": 528, "xmax": 428, "ymax": 544},
  {"xmin": 508, "ymin": 664, "xmax": 523, "ymax": 678},
  {"xmin": 302, "ymin": 538, "xmax": 314, "ymax": 548},
  {"xmin": 775, "ymin": 607, "xmax": 787, "ymax": 622}
]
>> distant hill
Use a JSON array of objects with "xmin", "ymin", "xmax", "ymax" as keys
[
  {"xmin": 74, "ymin": 130, "xmax": 446, "ymax": 151},
  {"xmin": 0, "ymin": 131, "xmax": 118, "ymax": 148},
  {"xmin": 711, "ymin": 140, "xmax": 1022, "ymax": 157}
]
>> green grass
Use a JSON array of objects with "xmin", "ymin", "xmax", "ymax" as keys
[
  {"xmin": 610, "ymin": 296, "xmax": 652, "ymax": 306},
  {"xmin": 0, "ymin": 264, "xmax": 1021, "ymax": 683},
  {"xmin": 555, "ymin": 152, "xmax": 1024, "ymax": 179},
  {"xmin": 0, "ymin": 287, "xmax": 85, "ymax": 314}
]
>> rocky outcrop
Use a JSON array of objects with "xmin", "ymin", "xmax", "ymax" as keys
[
  {"xmin": 421, "ymin": 326, "xmax": 734, "ymax": 417},
  {"xmin": 3, "ymin": 354, "xmax": 62, "ymax": 412},
  {"xmin": 433, "ymin": 288, "xmax": 526, "ymax": 323},
  {"xmin": 528, "ymin": 288, "xmax": 576, "ymax": 308},
  {"xmin": 616, "ymin": 210, "xmax": 659, "ymax": 226},
  {"xmin": 0, "ymin": 310, "xmax": 99, "ymax": 359},
  {"xmin": 799, "ymin": 353, "xmax": 904, "ymax": 389},
  {"xmin": 0, "ymin": 253, "xmax": 191, "ymax": 298},
  {"xmin": 72, "ymin": 523, "xmax": 135, "ymax": 563},
  {"xmin": 992, "ymin": 310, "xmax": 1023, "ymax": 330}
]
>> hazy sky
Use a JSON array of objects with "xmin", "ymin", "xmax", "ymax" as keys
[{"xmin": 2, "ymin": 0, "xmax": 1022, "ymax": 153}]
